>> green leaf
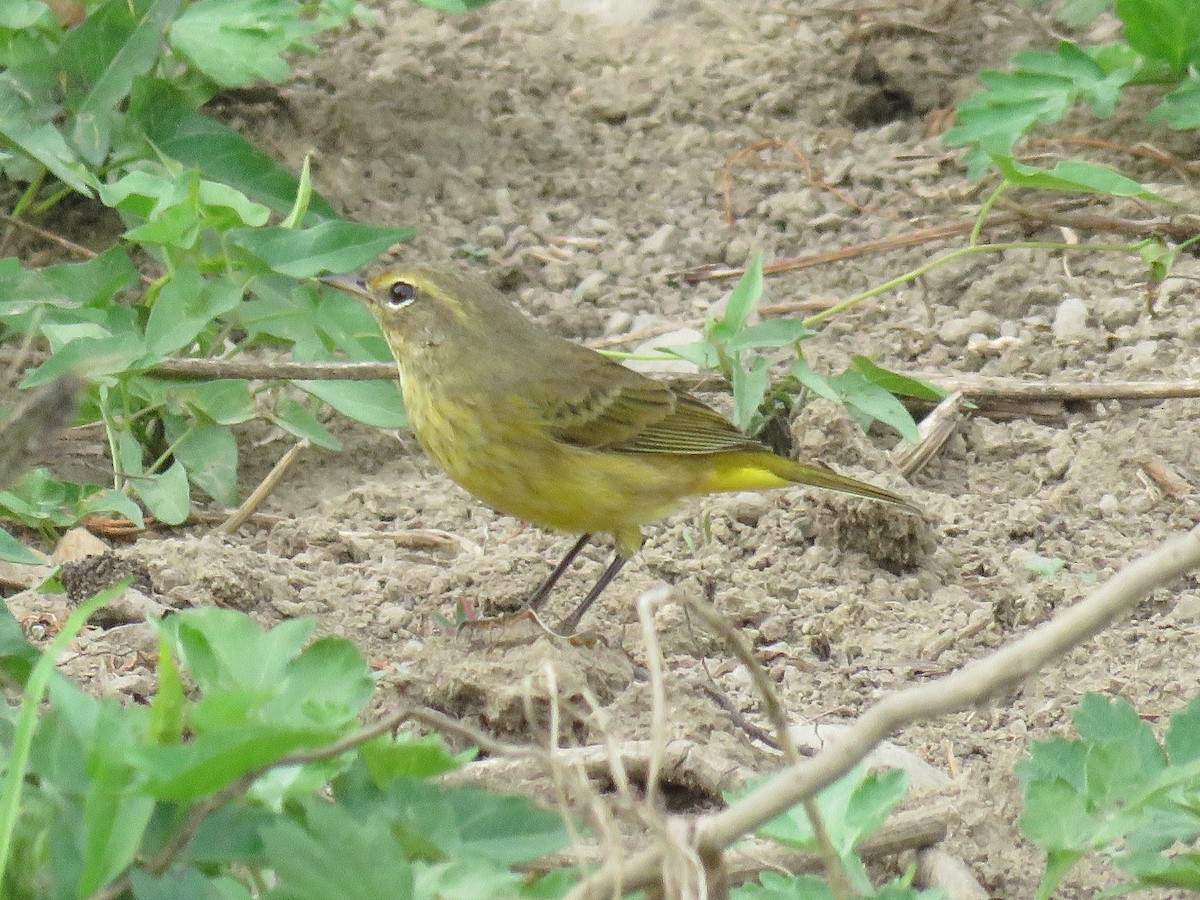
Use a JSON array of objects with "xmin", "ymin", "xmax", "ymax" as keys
[
  {"xmin": 261, "ymin": 800, "xmax": 415, "ymax": 900},
  {"xmin": 0, "ymin": 247, "xmax": 138, "ymax": 313},
  {"xmin": 731, "ymin": 356, "xmax": 769, "ymax": 432},
  {"xmin": 1148, "ymin": 74, "xmax": 1200, "ymax": 129},
  {"xmin": 227, "ymin": 220, "xmax": 415, "ymax": 278},
  {"xmin": 725, "ymin": 319, "xmax": 815, "ymax": 353},
  {"xmin": 413, "ymin": 0, "xmax": 498, "ymax": 10},
  {"xmin": 1117, "ymin": 0, "xmax": 1200, "ymax": 74},
  {"xmin": 167, "ymin": 422, "xmax": 239, "ymax": 507},
  {"xmin": 78, "ymin": 775, "xmax": 155, "ymax": 895},
  {"xmin": 0, "ymin": 527, "xmax": 42, "ymax": 565},
  {"xmin": 129, "ymin": 78, "xmax": 338, "ymax": 221},
  {"xmin": 298, "ymin": 380, "xmax": 407, "ymax": 429},
  {"xmin": 135, "ymin": 458, "xmax": 190, "ymax": 525},
  {"xmin": 158, "ymin": 380, "xmax": 256, "ymax": 425},
  {"xmin": 445, "ymin": 783, "xmax": 571, "ymax": 865},
  {"xmin": 1166, "ymin": 696, "xmax": 1200, "ymax": 765},
  {"xmin": 1023, "ymin": 553, "xmax": 1067, "ymax": 577},
  {"xmin": 1055, "ymin": 0, "xmax": 1112, "ymax": 26},
  {"xmin": 749, "ymin": 766, "xmax": 908, "ymax": 859},
  {"xmin": 1073, "ymin": 695, "xmax": 1167, "ymax": 784},
  {"xmin": 169, "ymin": 0, "xmax": 320, "ymax": 87},
  {"xmin": 137, "ymin": 724, "xmax": 341, "ymax": 802},
  {"xmin": 992, "ymin": 155, "xmax": 1161, "ymax": 200},
  {"xmin": 1019, "ymin": 776, "xmax": 1094, "ymax": 853},
  {"xmin": 0, "ymin": 602, "xmax": 41, "ymax": 686},
  {"xmin": 945, "ymin": 43, "xmax": 1134, "ymax": 169},
  {"xmin": 850, "ymin": 357, "xmax": 948, "ymax": 402},
  {"xmin": 790, "ymin": 356, "xmax": 841, "ymax": 403},
  {"xmin": 1117, "ymin": 850, "xmax": 1200, "ymax": 890},
  {"xmin": 21, "ymin": 333, "xmax": 148, "ymax": 387},
  {"xmin": 147, "ymin": 631, "xmax": 185, "ymax": 745},
  {"xmin": 1036, "ymin": 849, "xmax": 1086, "ymax": 900},
  {"xmin": 710, "ymin": 253, "xmax": 764, "ymax": 342},
  {"xmin": 160, "ymin": 608, "xmax": 315, "ymax": 696},
  {"xmin": 0, "ymin": 119, "xmax": 95, "ymax": 196},
  {"xmin": 657, "ymin": 340, "xmax": 719, "ymax": 369},
  {"xmin": 80, "ymin": 488, "xmax": 145, "ymax": 528},
  {"xmin": 145, "ymin": 267, "xmax": 243, "ymax": 356},
  {"xmin": 273, "ymin": 397, "xmax": 342, "ymax": 451},
  {"xmin": 261, "ymin": 636, "xmax": 374, "ymax": 729},
  {"xmin": 829, "ymin": 369, "xmax": 920, "ymax": 443},
  {"xmin": 59, "ymin": 0, "xmax": 183, "ymax": 164},
  {"xmin": 131, "ymin": 867, "xmax": 253, "ymax": 900},
  {"xmin": 361, "ymin": 735, "xmax": 461, "ymax": 786}
]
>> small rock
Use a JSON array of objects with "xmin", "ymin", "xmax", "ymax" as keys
[
  {"xmin": 937, "ymin": 310, "xmax": 998, "ymax": 344},
  {"xmin": 1097, "ymin": 294, "xmax": 1141, "ymax": 328},
  {"xmin": 1052, "ymin": 297, "xmax": 1090, "ymax": 342},
  {"xmin": 476, "ymin": 224, "xmax": 505, "ymax": 247},
  {"xmin": 1097, "ymin": 493, "xmax": 1121, "ymax": 516},
  {"xmin": 639, "ymin": 223, "xmax": 680, "ymax": 256},
  {"xmin": 758, "ymin": 614, "xmax": 790, "ymax": 643},
  {"xmin": 1044, "ymin": 444, "xmax": 1072, "ymax": 479},
  {"xmin": 493, "ymin": 187, "xmax": 517, "ymax": 224},
  {"xmin": 52, "ymin": 528, "xmax": 109, "ymax": 564},
  {"xmin": 727, "ymin": 492, "xmax": 772, "ymax": 526},
  {"xmin": 1128, "ymin": 339, "xmax": 1159, "ymax": 370},
  {"xmin": 573, "ymin": 271, "xmax": 607, "ymax": 301},
  {"xmin": 91, "ymin": 588, "xmax": 169, "ymax": 629},
  {"xmin": 604, "ymin": 310, "xmax": 633, "ymax": 335},
  {"xmin": 1171, "ymin": 594, "xmax": 1200, "ymax": 623}
]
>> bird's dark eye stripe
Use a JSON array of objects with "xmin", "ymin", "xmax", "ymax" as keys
[{"xmin": 388, "ymin": 281, "xmax": 416, "ymax": 305}]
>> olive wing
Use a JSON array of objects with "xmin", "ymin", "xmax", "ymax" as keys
[{"xmin": 523, "ymin": 349, "xmax": 762, "ymax": 454}]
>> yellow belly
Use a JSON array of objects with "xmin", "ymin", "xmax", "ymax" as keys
[
  {"xmin": 401, "ymin": 379, "xmax": 795, "ymax": 551},
  {"xmin": 416, "ymin": 399, "xmax": 701, "ymax": 533}
]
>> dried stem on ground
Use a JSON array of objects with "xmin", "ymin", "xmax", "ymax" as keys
[
  {"xmin": 672, "ymin": 207, "xmax": 1200, "ymax": 285},
  {"xmin": 214, "ymin": 439, "xmax": 308, "ymax": 534},
  {"xmin": 892, "ymin": 390, "xmax": 966, "ymax": 478},
  {"xmin": 566, "ymin": 524, "xmax": 1200, "ymax": 900}
]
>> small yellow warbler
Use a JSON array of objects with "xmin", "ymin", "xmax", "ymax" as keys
[{"xmin": 321, "ymin": 265, "xmax": 913, "ymax": 631}]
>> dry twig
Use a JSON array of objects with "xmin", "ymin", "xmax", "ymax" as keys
[{"xmin": 214, "ymin": 439, "xmax": 308, "ymax": 534}]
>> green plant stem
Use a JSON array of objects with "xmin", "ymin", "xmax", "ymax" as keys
[
  {"xmin": 971, "ymin": 181, "xmax": 1008, "ymax": 246},
  {"xmin": 803, "ymin": 240, "xmax": 1141, "ymax": 328},
  {"xmin": 0, "ymin": 580, "xmax": 130, "ymax": 888},
  {"xmin": 29, "ymin": 182, "xmax": 74, "ymax": 218},
  {"xmin": 9, "ymin": 171, "xmax": 46, "ymax": 221},
  {"xmin": 148, "ymin": 421, "xmax": 198, "ymax": 475},
  {"xmin": 98, "ymin": 386, "xmax": 124, "ymax": 491}
]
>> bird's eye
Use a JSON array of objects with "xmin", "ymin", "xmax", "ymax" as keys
[{"xmin": 386, "ymin": 281, "xmax": 416, "ymax": 308}]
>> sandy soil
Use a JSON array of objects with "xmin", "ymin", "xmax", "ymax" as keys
[{"xmin": 13, "ymin": 0, "xmax": 1200, "ymax": 896}]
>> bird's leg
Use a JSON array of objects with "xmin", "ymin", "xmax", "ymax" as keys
[
  {"xmin": 526, "ymin": 532, "xmax": 592, "ymax": 612},
  {"xmin": 556, "ymin": 552, "xmax": 627, "ymax": 634}
]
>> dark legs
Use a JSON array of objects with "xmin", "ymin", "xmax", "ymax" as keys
[
  {"xmin": 522, "ymin": 532, "xmax": 631, "ymax": 633},
  {"xmin": 556, "ymin": 552, "xmax": 627, "ymax": 634},
  {"xmin": 525, "ymin": 532, "xmax": 592, "ymax": 612}
]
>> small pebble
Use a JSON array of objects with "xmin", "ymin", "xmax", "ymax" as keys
[
  {"xmin": 574, "ymin": 271, "xmax": 608, "ymax": 301},
  {"xmin": 1053, "ymin": 297, "xmax": 1090, "ymax": 342},
  {"xmin": 639, "ymin": 223, "xmax": 680, "ymax": 255}
]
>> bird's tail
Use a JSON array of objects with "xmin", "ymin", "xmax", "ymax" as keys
[{"xmin": 705, "ymin": 450, "xmax": 917, "ymax": 512}]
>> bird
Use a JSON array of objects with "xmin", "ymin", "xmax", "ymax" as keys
[{"xmin": 320, "ymin": 264, "xmax": 914, "ymax": 632}]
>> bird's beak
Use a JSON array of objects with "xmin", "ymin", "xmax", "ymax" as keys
[{"xmin": 318, "ymin": 273, "xmax": 371, "ymax": 300}]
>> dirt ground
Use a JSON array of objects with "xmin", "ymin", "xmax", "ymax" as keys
[{"xmin": 14, "ymin": 0, "xmax": 1200, "ymax": 896}]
